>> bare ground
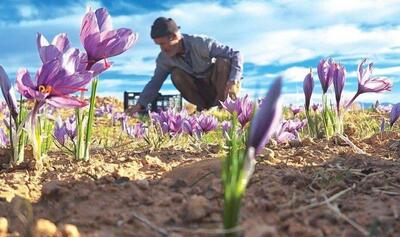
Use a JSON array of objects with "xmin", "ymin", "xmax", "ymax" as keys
[{"xmin": 0, "ymin": 131, "xmax": 399, "ymax": 237}]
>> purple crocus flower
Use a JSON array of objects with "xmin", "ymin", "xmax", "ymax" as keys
[
  {"xmin": 36, "ymin": 33, "xmax": 71, "ymax": 63},
  {"xmin": 312, "ymin": 103, "xmax": 321, "ymax": 112},
  {"xmin": 247, "ymin": 77, "xmax": 282, "ymax": 154},
  {"xmin": 346, "ymin": 59, "xmax": 392, "ymax": 108},
  {"xmin": 237, "ymin": 96, "xmax": 254, "ymax": 127},
  {"xmin": 380, "ymin": 117, "xmax": 385, "ymax": 133},
  {"xmin": 0, "ymin": 66, "xmax": 18, "ymax": 122},
  {"xmin": 332, "ymin": 63, "xmax": 346, "ymax": 113},
  {"xmin": 16, "ymin": 58, "xmax": 93, "ymax": 108},
  {"xmin": 303, "ymin": 68, "xmax": 314, "ymax": 111},
  {"xmin": 276, "ymin": 131, "xmax": 296, "ymax": 144},
  {"xmin": 126, "ymin": 122, "xmax": 145, "ymax": 138},
  {"xmin": 80, "ymin": 7, "xmax": 138, "ymax": 70},
  {"xmin": 197, "ymin": 113, "xmax": 218, "ymax": 133},
  {"xmin": 37, "ymin": 33, "xmax": 109, "ymax": 77},
  {"xmin": 317, "ymin": 58, "xmax": 334, "ymax": 94},
  {"xmin": 221, "ymin": 121, "xmax": 232, "ymax": 134},
  {"xmin": 390, "ymin": 103, "xmax": 400, "ymax": 127},
  {"xmin": 54, "ymin": 117, "xmax": 67, "ymax": 145},
  {"xmin": 221, "ymin": 96, "xmax": 241, "ymax": 114},
  {"xmin": 290, "ymin": 105, "xmax": 301, "ymax": 116},
  {"xmin": 0, "ymin": 128, "xmax": 8, "ymax": 147},
  {"xmin": 65, "ymin": 116, "xmax": 77, "ymax": 140},
  {"xmin": 182, "ymin": 119, "xmax": 201, "ymax": 137},
  {"xmin": 221, "ymin": 95, "xmax": 254, "ymax": 127},
  {"xmin": 286, "ymin": 119, "xmax": 307, "ymax": 133}
]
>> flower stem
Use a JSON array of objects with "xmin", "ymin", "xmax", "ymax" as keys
[{"xmin": 84, "ymin": 77, "xmax": 99, "ymax": 161}]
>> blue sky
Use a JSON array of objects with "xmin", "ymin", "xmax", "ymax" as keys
[{"xmin": 0, "ymin": 0, "xmax": 399, "ymax": 105}]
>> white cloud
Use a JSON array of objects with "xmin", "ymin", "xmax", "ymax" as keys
[
  {"xmin": 18, "ymin": 5, "xmax": 39, "ymax": 18},
  {"xmin": 1, "ymin": 0, "xmax": 400, "ymax": 104}
]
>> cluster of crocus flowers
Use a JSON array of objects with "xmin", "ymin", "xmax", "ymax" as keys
[
  {"xmin": 126, "ymin": 122, "xmax": 146, "ymax": 138},
  {"xmin": 53, "ymin": 116, "xmax": 78, "ymax": 146},
  {"xmin": 0, "ymin": 6, "xmax": 138, "ymax": 164},
  {"xmin": 95, "ymin": 104, "xmax": 114, "ymax": 117},
  {"xmin": 220, "ymin": 95, "xmax": 254, "ymax": 127},
  {"xmin": 149, "ymin": 109, "xmax": 218, "ymax": 137},
  {"xmin": 346, "ymin": 59, "xmax": 392, "ymax": 109},
  {"xmin": 275, "ymin": 119, "xmax": 307, "ymax": 143}
]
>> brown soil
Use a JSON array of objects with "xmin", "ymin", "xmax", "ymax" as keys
[{"xmin": 0, "ymin": 131, "xmax": 399, "ymax": 237}]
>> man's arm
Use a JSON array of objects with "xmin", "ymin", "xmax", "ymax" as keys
[
  {"xmin": 208, "ymin": 40, "xmax": 243, "ymax": 82},
  {"xmin": 128, "ymin": 56, "xmax": 171, "ymax": 114}
]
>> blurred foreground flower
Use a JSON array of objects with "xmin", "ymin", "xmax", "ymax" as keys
[{"xmin": 390, "ymin": 103, "xmax": 400, "ymax": 127}]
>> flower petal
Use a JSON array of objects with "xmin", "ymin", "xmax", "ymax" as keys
[
  {"xmin": 248, "ymin": 77, "xmax": 282, "ymax": 154},
  {"xmin": 95, "ymin": 8, "xmax": 113, "ymax": 32},
  {"xmin": 80, "ymin": 10, "xmax": 100, "ymax": 51},
  {"xmin": 37, "ymin": 59, "xmax": 61, "ymax": 86},
  {"xmin": 51, "ymin": 33, "xmax": 70, "ymax": 53},
  {"xmin": 0, "ymin": 66, "xmax": 18, "ymax": 120},
  {"xmin": 46, "ymin": 96, "xmax": 87, "ymax": 108}
]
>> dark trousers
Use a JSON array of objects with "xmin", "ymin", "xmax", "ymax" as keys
[{"xmin": 171, "ymin": 58, "xmax": 231, "ymax": 110}]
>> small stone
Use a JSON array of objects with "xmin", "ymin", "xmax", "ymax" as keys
[
  {"xmin": 289, "ymin": 139, "xmax": 301, "ymax": 147},
  {"xmin": 60, "ymin": 224, "xmax": 80, "ymax": 237},
  {"xmin": 32, "ymin": 218, "xmax": 58, "ymax": 237},
  {"xmin": 0, "ymin": 217, "xmax": 8, "ymax": 237},
  {"xmin": 136, "ymin": 179, "xmax": 149, "ymax": 190},
  {"xmin": 182, "ymin": 195, "xmax": 210, "ymax": 222}
]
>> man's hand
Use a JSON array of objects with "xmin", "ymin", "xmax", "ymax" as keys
[
  {"xmin": 224, "ymin": 80, "xmax": 240, "ymax": 100},
  {"xmin": 126, "ymin": 103, "xmax": 143, "ymax": 116}
]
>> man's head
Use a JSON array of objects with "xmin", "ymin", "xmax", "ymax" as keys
[{"xmin": 151, "ymin": 17, "xmax": 183, "ymax": 57}]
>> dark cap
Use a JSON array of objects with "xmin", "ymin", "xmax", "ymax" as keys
[{"xmin": 151, "ymin": 17, "xmax": 180, "ymax": 39}]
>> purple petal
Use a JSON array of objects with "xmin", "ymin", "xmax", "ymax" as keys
[
  {"xmin": 101, "ymin": 29, "xmax": 138, "ymax": 58},
  {"xmin": 303, "ymin": 68, "xmax": 314, "ymax": 110},
  {"xmin": 38, "ymin": 45, "xmax": 62, "ymax": 63},
  {"xmin": 46, "ymin": 96, "xmax": 87, "ymax": 108},
  {"xmin": 91, "ymin": 60, "xmax": 112, "ymax": 76},
  {"xmin": 80, "ymin": 10, "xmax": 100, "ymax": 46},
  {"xmin": 0, "ymin": 66, "xmax": 18, "ymax": 121},
  {"xmin": 16, "ymin": 68, "xmax": 36, "ymax": 99},
  {"xmin": 390, "ymin": 103, "xmax": 400, "ymax": 127},
  {"xmin": 51, "ymin": 33, "xmax": 70, "ymax": 53},
  {"xmin": 248, "ymin": 77, "xmax": 282, "ymax": 154},
  {"xmin": 95, "ymin": 8, "xmax": 113, "ymax": 32},
  {"xmin": 37, "ymin": 59, "xmax": 61, "ymax": 86}
]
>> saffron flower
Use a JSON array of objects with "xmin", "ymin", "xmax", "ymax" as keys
[
  {"xmin": 332, "ymin": 62, "xmax": 346, "ymax": 113},
  {"xmin": 80, "ymin": 7, "xmax": 138, "ymax": 69},
  {"xmin": 303, "ymin": 68, "xmax": 314, "ymax": 111},
  {"xmin": 0, "ymin": 66, "xmax": 19, "ymax": 122},
  {"xmin": 317, "ymin": 58, "xmax": 334, "ymax": 94},
  {"xmin": 16, "ymin": 59, "xmax": 92, "ymax": 108},
  {"xmin": 346, "ymin": 59, "xmax": 392, "ymax": 108},
  {"xmin": 247, "ymin": 77, "xmax": 282, "ymax": 154}
]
